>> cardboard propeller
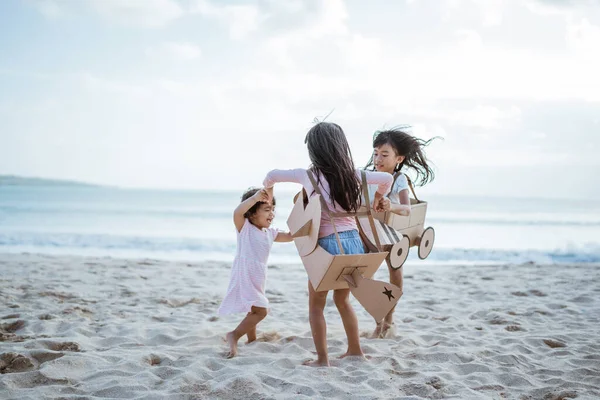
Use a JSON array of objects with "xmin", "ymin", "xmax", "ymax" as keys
[{"xmin": 286, "ymin": 171, "xmax": 403, "ymax": 322}]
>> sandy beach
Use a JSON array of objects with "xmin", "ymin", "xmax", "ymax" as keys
[{"xmin": 1, "ymin": 252, "xmax": 599, "ymax": 399}]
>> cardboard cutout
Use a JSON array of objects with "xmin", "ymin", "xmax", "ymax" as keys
[
  {"xmin": 357, "ymin": 174, "xmax": 435, "ymax": 270},
  {"xmin": 286, "ymin": 171, "xmax": 403, "ymax": 322}
]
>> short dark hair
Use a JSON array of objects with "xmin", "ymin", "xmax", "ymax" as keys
[{"xmin": 241, "ymin": 187, "xmax": 276, "ymax": 218}]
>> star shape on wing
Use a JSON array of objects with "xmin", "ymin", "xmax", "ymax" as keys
[{"xmin": 383, "ymin": 287, "xmax": 395, "ymax": 301}]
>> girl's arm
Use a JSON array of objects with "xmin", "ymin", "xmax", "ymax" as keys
[
  {"xmin": 274, "ymin": 231, "xmax": 293, "ymax": 242},
  {"xmin": 263, "ymin": 169, "xmax": 309, "ymax": 188},
  {"xmin": 364, "ymin": 170, "xmax": 393, "ymax": 211},
  {"xmin": 363, "ymin": 170, "xmax": 393, "ymax": 196},
  {"xmin": 233, "ymin": 189, "xmax": 269, "ymax": 232},
  {"xmin": 389, "ymin": 189, "xmax": 411, "ymax": 216}
]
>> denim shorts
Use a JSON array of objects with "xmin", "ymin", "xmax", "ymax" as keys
[{"xmin": 318, "ymin": 230, "xmax": 365, "ymax": 255}]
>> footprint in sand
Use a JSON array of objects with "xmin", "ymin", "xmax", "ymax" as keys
[
  {"xmin": 488, "ymin": 316, "xmax": 509, "ymax": 325},
  {"xmin": 505, "ymin": 325, "xmax": 523, "ymax": 332},
  {"xmin": 543, "ymin": 339, "xmax": 567, "ymax": 348},
  {"xmin": 1, "ymin": 319, "xmax": 25, "ymax": 333},
  {"xmin": 0, "ymin": 353, "xmax": 35, "ymax": 373},
  {"xmin": 511, "ymin": 291, "xmax": 529, "ymax": 297},
  {"xmin": 29, "ymin": 350, "xmax": 65, "ymax": 364},
  {"xmin": 40, "ymin": 341, "xmax": 81, "ymax": 352},
  {"xmin": 144, "ymin": 354, "xmax": 162, "ymax": 366},
  {"xmin": 62, "ymin": 307, "xmax": 93, "ymax": 318},
  {"xmin": 426, "ymin": 376, "xmax": 444, "ymax": 390},
  {"xmin": 1, "ymin": 314, "xmax": 20, "ymax": 319},
  {"xmin": 529, "ymin": 289, "xmax": 547, "ymax": 297}
]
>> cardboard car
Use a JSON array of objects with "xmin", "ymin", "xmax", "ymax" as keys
[{"xmin": 358, "ymin": 175, "xmax": 435, "ymax": 270}]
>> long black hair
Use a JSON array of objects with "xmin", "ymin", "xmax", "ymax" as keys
[
  {"xmin": 365, "ymin": 127, "xmax": 439, "ymax": 186},
  {"xmin": 305, "ymin": 122, "xmax": 361, "ymax": 212}
]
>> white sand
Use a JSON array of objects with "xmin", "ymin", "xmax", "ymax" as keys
[{"xmin": 1, "ymin": 253, "xmax": 599, "ymax": 399}]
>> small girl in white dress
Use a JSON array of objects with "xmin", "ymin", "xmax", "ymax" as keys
[{"xmin": 218, "ymin": 187, "xmax": 292, "ymax": 358}]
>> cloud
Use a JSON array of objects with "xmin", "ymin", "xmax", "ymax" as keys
[
  {"xmin": 89, "ymin": 0, "xmax": 184, "ymax": 27},
  {"xmin": 146, "ymin": 41, "xmax": 202, "ymax": 61},
  {"xmin": 190, "ymin": 0, "xmax": 262, "ymax": 39},
  {"xmin": 566, "ymin": 17, "xmax": 600, "ymax": 56},
  {"xmin": 29, "ymin": 0, "xmax": 185, "ymax": 27},
  {"xmin": 77, "ymin": 72, "xmax": 151, "ymax": 98},
  {"xmin": 29, "ymin": 0, "xmax": 66, "ymax": 19}
]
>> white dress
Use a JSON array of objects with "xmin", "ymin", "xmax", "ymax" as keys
[{"xmin": 218, "ymin": 219, "xmax": 279, "ymax": 315}]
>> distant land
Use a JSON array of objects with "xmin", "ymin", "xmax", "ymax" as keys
[{"xmin": 0, "ymin": 175, "xmax": 100, "ymax": 187}]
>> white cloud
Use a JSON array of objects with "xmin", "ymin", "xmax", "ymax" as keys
[
  {"xmin": 8, "ymin": 0, "xmax": 600, "ymax": 197},
  {"xmin": 455, "ymin": 29, "xmax": 483, "ymax": 51},
  {"xmin": 92, "ymin": 0, "xmax": 184, "ymax": 27},
  {"xmin": 29, "ymin": 0, "xmax": 66, "ymax": 19},
  {"xmin": 29, "ymin": 0, "xmax": 185, "ymax": 27},
  {"xmin": 566, "ymin": 17, "xmax": 600, "ymax": 56},
  {"xmin": 146, "ymin": 41, "xmax": 202, "ymax": 61},
  {"xmin": 77, "ymin": 72, "xmax": 151, "ymax": 98},
  {"xmin": 191, "ymin": 0, "xmax": 262, "ymax": 39}
]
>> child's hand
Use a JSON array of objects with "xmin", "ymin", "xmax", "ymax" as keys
[
  {"xmin": 253, "ymin": 189, "xmax": 270, "ymax": 203},
  {"xmin": 373, "ymin": 192, "xmax": 387, "ymax": 212},
  {"xmin": 377, "ymin": 197, "xmax": 391, "ymax": 212},
  {"xmin": 264, "ymin": 187, "xmax": 274, "ymax": 202}
]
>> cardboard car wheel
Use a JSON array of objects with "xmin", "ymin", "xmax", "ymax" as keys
[
  {"xmin": 388, "ymin": 235, "xmax": 410, "ymax": 270},
  {"xmin": 418, "ymin": 227, "xmax": 435, "ymax": 259}
]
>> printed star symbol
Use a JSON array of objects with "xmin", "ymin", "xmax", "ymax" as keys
[{"xmin": 383, "ymin": 287, "xmax": 395, "ymax": 301}]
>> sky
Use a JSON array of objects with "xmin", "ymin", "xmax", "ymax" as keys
[{"xmin": 1, "ymin": 0, "xmax": 599, "ymax": 199}]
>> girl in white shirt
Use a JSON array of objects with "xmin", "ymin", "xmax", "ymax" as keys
[{"xmin": 365, "ymin": 127, "xmax": 439, "ymax": 338}]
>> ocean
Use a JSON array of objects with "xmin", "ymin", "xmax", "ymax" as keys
[{"xmin": 1, "ymin": 185, "xmax": 600, "ymax": 265}]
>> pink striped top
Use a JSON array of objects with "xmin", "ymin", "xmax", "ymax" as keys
[{"xmin": 263, "ymin": 168, "xmax": 392, "ymax": 238}]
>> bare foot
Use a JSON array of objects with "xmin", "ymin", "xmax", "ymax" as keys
[
  {"xmin": 246, "ymin": 337, "xmax": 256, "ymax": 345},
  {"xmin": 338, "ymin": 351, "xmax": 366, "ymax": 360},
  {"xmin": 226, "ymin": 332, "xmax": 238, "ymax": 359},
  {"xmin": 302, "ymin": 358, "xmax": 330, "ymax": 367},
  {"xmin": 380, "ymin": 321, "xmax": 396, "ymax": 338},
  {"xmin": 371, "ymin": 322, "xmax": 383, "ymax": 339}
]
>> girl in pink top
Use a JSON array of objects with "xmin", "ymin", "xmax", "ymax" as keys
[
  {"xmin": 219, "ymin": 188, "xmax": 292, "ymax": 358},
  {"xmin": 263, "ymin": 122, "xmax": 392, "ymax": 367}
]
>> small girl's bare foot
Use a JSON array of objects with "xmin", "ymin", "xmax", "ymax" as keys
[
  {"xmin": 371, "ymin": 322, "xmax": 383, "ymax": 338},
  {"xmin": 380, "ymin": 321, "xmax": 396, "ymax": 338},
  {"xmin": 302, "ymin": 358, "xmax": 330, "ymax": 367},
  {"xmin": 226, "ymin": 332, "xmax": 238, "ymax": 358}
]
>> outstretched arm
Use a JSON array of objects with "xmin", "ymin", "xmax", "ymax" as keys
[
  {"xmin": 233, "ymin": 189, "xmax": 269, "ymax": 232},
  {"xmin": 274, "ymin": 231, "xmax": 293, "ymax": 242}
]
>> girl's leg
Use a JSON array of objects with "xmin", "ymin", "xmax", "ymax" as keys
[
  {"xmin": 304, "ymin": 280, "xmax": 329, "ymax": 367},
  {"xmin": 333, "ymin": 288, "xmax": 364, "ymax": 358},
  {"xmin": 246, "ymin": 325, "xmax": 257, "ymax": 344},
  {"xmin": 226, "ymin": 306, "xmax": 267, "ymax": 358},
  {"xmin": 380, "ymin": 266, "xmax": 403, "ymax": 336}
]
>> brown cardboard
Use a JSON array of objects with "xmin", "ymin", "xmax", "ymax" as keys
[
  {"xmin": 357, "ymin": 192, "xmax": 435, "ymax": 268},
  {"xmin": 286, "ymin": 179, "xmax": 403, "ymax": 322}
]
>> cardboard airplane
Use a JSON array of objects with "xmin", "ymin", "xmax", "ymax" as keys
[{"xmin": 286, "ymin": 171, "xmax": 403, "ymax": 322}]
